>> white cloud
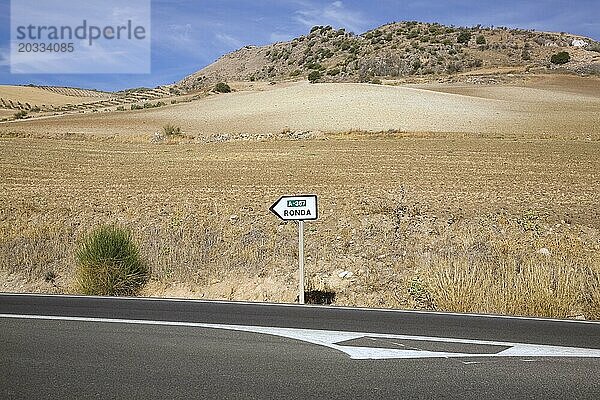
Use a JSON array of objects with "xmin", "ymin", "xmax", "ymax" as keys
[
  {"xmin": 270, "ymin": 32, "xmax": 294, "ymax": 43},
  {"xmin": 294, "ymin": 0, "xmax": 367, "ymax": 34},
  {"xmin": 215, "ymin": 32, "xmax": 243, "ymax": 49},
  {"xmin": 110, "ymin": 3, "xmax": 150, "ymax": 23},
  {"xmin": 167, "ymin": 23, "xmax": 194, "ymax": 43},
  {"xmin": 152, "ymin": 22, "xmax": 215, "ymax": 61}
]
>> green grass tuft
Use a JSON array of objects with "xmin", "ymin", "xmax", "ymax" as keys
[
  {"xmin": 162, "ymin": 124, "xmax": 182, "ymax": 136},
  {"xmin": 75, "ymin": 225, "xmax": 149, "ymax": 296}
]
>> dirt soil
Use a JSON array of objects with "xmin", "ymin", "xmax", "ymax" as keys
[{"xmin": 2, "ymin": 75, "xmax": 598, "ymax": 140}]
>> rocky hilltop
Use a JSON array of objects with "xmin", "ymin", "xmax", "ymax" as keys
[{"xmin": 175, "ymin": 21, "xmax": 600, "ymax": 92}]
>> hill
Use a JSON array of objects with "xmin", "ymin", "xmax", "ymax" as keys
[
  {"xmin": 176, "ymin": 21, "xmax": 600, "ymax": 92},
  {"xmin": 3, "ymin": 74, "xmax": 599, "ymax": 140}
]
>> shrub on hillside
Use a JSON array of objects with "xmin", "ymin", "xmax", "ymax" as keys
[
  {"xmin": 551, "ymin": 51, "xmax": 570, "ymax": 64},
  {"xmin": 75, "ymin": 225, "xmax": 148, "ymax": 296},
  {"xmin": 305, "ymin": 62, "xmax": 323, "ymax": 70},
  {"xmin": 406, "ymin": 30, "xmax": 419, "ymax": 39},
  {"xmin": 308, "ymin": 70, "xmax": 321, "ymax": 83},
  {"xmin": 469, "ymin": 58, "xmax": 483, "ymax": 68},
  {"xmin": 476, "ymin": 35, "xmax": 486, "ymax": 45},
  {"xmin": 457, "ymin": 31, "xmax": 472, "ymax": 44},
  {"xmin": 445, "ymin": 62, "xmax": 461, "ymax": 74},
  {"xmin": 588, "ymin": 42, "xmax": 600, "ymax": 53},
  {"xmin": 13, "ymin": 110, "xmax": 28, "ymax": 119},
  {"xmin": 214, "ymin": 82, "xmax": 232, "ymax": 93},
  {"xmin": 162, "ymin": 124, "xmax": 182, "ymax": 136}
]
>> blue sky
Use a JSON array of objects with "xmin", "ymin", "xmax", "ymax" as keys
[{"xmin": 0, "ymin": 0, "xmax": 598, "ymax": 91}]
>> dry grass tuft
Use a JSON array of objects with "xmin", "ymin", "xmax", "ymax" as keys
[{"xmin": 423, "ymin": 248, "xmax": 590, "ymax": 318}]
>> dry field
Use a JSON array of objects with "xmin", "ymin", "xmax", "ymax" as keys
[
  {"xmin": 0, "ymin": 85, "xmax": 109, "ymax": 106},
  {"xmin": 1, "ymin": 134, "xmax": 599, "ymax": 318},
  {"xmin": 1, "ymin": 75, "xmax": 599, "ymax": 318},
  {"xmin": 0, "ymin": 85, "xmax": 114, "ymax": 121},
  {"xmin": 0, "ymin": 109, "xmax": 15, "ymax": 119},
  {"xmin": 2, "ymin": 75, "xmax": 599, "ymax": 140}
]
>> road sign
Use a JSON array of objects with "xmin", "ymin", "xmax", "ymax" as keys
[
  {"xmin": 269, "ymin": 195, "xmax": 318, "ymax": 221},
  {"xmin": 270, "ymin": 194, "xmax": 318, "ymax": 304}
]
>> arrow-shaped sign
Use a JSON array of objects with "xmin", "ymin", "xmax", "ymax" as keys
[
  {"xmin": 269, "ymin": 195, "xmax": 318, "ymax": 221},
  {"xmin": 270, "ymin": 194, "xmax": 318, "ymax": 304}
]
